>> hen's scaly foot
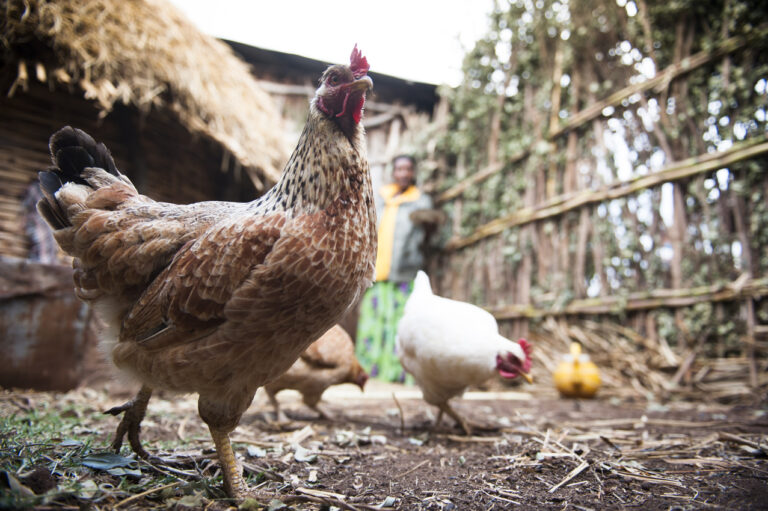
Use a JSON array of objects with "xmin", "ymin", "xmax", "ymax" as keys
[
  {"xmin": 266, "ymin": 393, "xmax": 292, "ymax": 425},
  {"xmin": 209, "ymin": 426, "xmax": 246, "ymax": 499},
  {"xmin": 104, "ymin": 386, "xmax": 154, "ymax": 460},
  {"xmin": 309, "ymin": 403, "xmax": 335, "ymax": 421},
  {"xmin": 273, "ymin": 410, "xmax": 291, "ymax": 424}
]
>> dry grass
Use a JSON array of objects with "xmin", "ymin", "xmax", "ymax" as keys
[
  {"xmin": 529, "ymin": 317, "xmax": 768, "ymax": 402},
  {"xmin": 1, "ymin": 0, "xmax": 288, "ymax": 185},
  {"xmin": 1, "ymin": 383, "xmax": 766, "ymax": 509}
]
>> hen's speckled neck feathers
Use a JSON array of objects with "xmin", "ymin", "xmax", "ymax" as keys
[{"xmin": 253, "ymin": 101, "xmax": 370, "ymax": 217}]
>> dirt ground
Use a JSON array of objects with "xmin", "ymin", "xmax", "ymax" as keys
[{"xmin": 1, "ymin": 380, "xmax": 767, "ymax": 510}]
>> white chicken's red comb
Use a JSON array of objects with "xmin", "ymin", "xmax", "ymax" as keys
[{"xmin": 350, "ymin": 44, "xmax": 369, "ymax": 78}]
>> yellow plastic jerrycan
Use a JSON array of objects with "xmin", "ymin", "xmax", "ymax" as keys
[{"xmin": 553, "ymin": 342, "xmax": 601, "ymax": 398}]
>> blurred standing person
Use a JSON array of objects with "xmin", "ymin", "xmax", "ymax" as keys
[
  {"xmin": 24, "ymin": 181, "xmax": 60, "ymax": 263},
  {"xmin": 356, "ymin": 155, "xmax": 435, "ymax": 382}
]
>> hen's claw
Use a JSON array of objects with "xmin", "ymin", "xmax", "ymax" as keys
[
  {"xmin": 104, "ymin": 386, "xmax": 154, "ymax": 460},
  {"xmin": 275, "ymin": 410, "xmax": 291, "ymax": 424},
  {"xmin": 309, "ymin": 403, "xmax": 335, "ymax": 421}
]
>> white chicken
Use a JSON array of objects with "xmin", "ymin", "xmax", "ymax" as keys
[{"xmin": 396, "ymin": 271, "xmax": 533, "ymax": 435}]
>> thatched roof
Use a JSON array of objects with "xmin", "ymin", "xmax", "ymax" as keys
[{"xmin": 1, "ymin": 0, "xmax": 288, "ymax": 186}]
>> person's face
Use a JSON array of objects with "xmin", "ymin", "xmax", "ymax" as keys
[{"xmin": 393, "ymin": 158, "xmax": 415, "ymax": 191}]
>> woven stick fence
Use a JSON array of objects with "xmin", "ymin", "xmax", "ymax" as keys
[{"xmin": 423, "ymin": 2, "xmax": 768, "ymax": 399}]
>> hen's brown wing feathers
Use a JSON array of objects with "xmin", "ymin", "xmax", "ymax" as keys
[
  {"xmin": 121, "ymin": 212, "xmax": 288, "ymax": 348},
  {"xmin": 300, "ymin": 350, "xmax": 339, "ymax": 369},
  {"xmin": 49, "ymin": 166, "xmax": 245, "ymax": 307}
]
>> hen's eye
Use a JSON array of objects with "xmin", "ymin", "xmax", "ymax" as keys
[{"xmin": 328, "ymin": 75, "xmax": 339, "ymax": 86}]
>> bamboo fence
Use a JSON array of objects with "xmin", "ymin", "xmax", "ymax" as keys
[{"xmin": 426, "ymin": 5, "xmax": 768, "ymax": 399}]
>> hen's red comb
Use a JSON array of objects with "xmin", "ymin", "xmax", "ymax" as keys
[{"xmin": 350, "ymin": 44, "xmax": 369, "ymax": 78}]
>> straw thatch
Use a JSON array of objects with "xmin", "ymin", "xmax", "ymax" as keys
[{"xmin": 1, "ymin": 0, "xmax": 288, "ymax": 186}]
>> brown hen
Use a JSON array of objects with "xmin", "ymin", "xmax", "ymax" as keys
[
  {"xmin": 264, "ymin": 324, "xmax": 368, "ymax": 422},
  {"xmin": 36, "ymin": 46, "xmax": 376, "ymax": 498}
]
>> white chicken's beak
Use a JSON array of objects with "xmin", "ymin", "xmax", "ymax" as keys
[{"xmin": 520, "ymin": 371, "xmax": 533, "ymax": 384}]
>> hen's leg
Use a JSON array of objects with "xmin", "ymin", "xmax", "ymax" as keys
[
  {"xmin": 437, "ymin": 402, "xmax": 473, "ymax": 436},
  {"xmin": 267, "ymin": 389, "xmax": 289, "ymax": 423},
  {"xmin": 199, "ymin": 393, "xmax": 254, "ymax": 499},
  {"xmin": 307, "ymin": 402, "xmax": 334, "ymax": 421},
  {"xmin": 434, "ymin": 408, "xmax": 444, "ymax": 426},
  {"xmin": 104, "ymin": 385, "xmax": 153, "ymax": 459},
  {"xmin": 209, "ymin": 425, "xmax": 246, "ymax": 498},
  {"xmin": 304, "ymin": 394, "xmax": 333, "ymax": 420}
]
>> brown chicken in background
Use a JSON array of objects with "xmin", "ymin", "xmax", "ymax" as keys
[
  {"xmin": 264, "ymin": 325, "xmax": 368, "ymax": 422},
  {"xmin": 36, "ymin": 46, "xmax": 376, "ymax": 498}
]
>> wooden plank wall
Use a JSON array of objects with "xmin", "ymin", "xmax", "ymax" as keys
[{"xmin": 0, "ymin": 81, "xmax": 257, "ymax": 260}]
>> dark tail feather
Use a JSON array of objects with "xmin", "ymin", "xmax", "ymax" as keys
[
  {"xmin": 49, "ymin": 126, "xmax": 120, "ymax": 183},
  {"xmin": 37, "ymin": 126, "xmax": 120, "ymax": 229},
  {"xmin": 37, "ymin": 170, "xmax": 67, "ymax": 229},
  {"xmin": 39, "ymin": 169, "xmax": 62, "ymax": 200}
]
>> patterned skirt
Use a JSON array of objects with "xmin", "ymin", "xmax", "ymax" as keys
[{"xmin": 355, "ymin": 280, "xmax": 414, "ymax": 383}]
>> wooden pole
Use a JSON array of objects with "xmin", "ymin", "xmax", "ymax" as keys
[
  {"xmin": 445, "ymin": 137, "xmax": 768, "ymax": 250},
  {"xmin": 488, "ymin": 277, "xmax": 768, "ymax": 319}
]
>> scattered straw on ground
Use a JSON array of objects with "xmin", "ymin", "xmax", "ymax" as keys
[{"xmin": 1, "ymin": 382, "xmax": 766, "ymax": 509}]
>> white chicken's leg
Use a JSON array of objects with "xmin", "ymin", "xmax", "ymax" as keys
[
  {"xmin": 105, "ymin": 385, "xmax": 154, "ymax": 459},
  {"xmin": 437, "ymin": 402, "xmax": 473, "ymax": 436}
]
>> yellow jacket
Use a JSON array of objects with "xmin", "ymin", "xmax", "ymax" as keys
[{"xmin": 374, "ymin": 184, "xmax": 432, "ymax": 282}]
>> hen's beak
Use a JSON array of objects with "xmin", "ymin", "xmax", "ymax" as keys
[
  {"xmin": 349, "ymin": 75, "xmax": 373, "ymax": 93},
  {"xmin": 520, "ymin": 371, "xmax": 533, "ymax": 384}
]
